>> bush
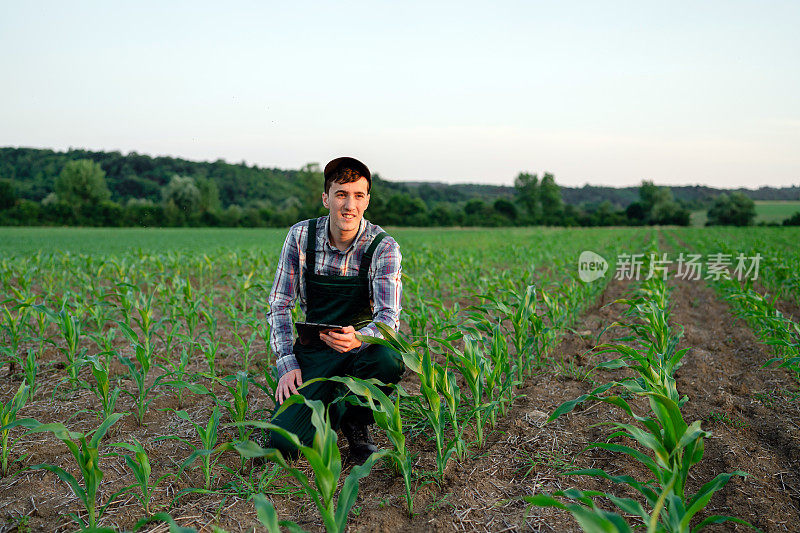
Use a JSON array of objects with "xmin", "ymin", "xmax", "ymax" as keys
[
  {"xmin": 707, "ymin": 192, "xmax": 756, "ymax": 226},
  {"xmin": 783, "ymin": 211, "xmax": 800, "ymax": 226}
]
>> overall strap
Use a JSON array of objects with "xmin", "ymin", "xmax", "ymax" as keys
[
  {"xmin": 305, "ymin": 218, "xmax": 317, "ymax": 274},
  {"xmin": 358, "ymin": 232, "xmax": 388, "ymax": 281}
]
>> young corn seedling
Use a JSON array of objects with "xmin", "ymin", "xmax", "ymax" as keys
[
  {"xmin": 411, "ymin": 348, "xmax": 454, "ymax": 480},
  {"xmin": 485, "ymin": 325, "xmax": 518, "ymax": 422},
  {"xmin": 313, "ymin": 375, "xmax": 416, "ymax": 515},
  {"xmin": 159, "ymin": 406, "xmax": 231, "ymax": 492},
  {"xmin": 90, "ymin": 327, "xmax": 119, "ymax": 374},
  {"xmin": 0, "ymin": 301, "xmax": 30, "ymax": 376},
  {"xmin": 1, "ymin": 382, "xmax": 36, "ymax": 477},
  {"xmin": 199, "ymin": 335, "xmax": 222, "ymax": 378},
  {"xmin": 27, "ymin": 303, "xmax": 55, "ymax": 361},
  {"xmin": 27, "ymin": 413, "xmax": 125, "ymax": 530},
  {"xmin": 444, "ymin": 335, "xmax": 492, "ymax": 448},
  {"xmin": 233, "ymin": 328, "xmax": 258, "ymax": 372},
  {"xmin": 235, "ymin": 396, "xmax": 387, "ymax": 533},
  {"xmin": 22, "ymin": 349, "xmax": 38, "ymax": 401},
  {"xmin": 217, "ymin": 371, "xmax": 252, "ymax": 441},
  {"xmin": 160, "ymin": 347, "xmax": 194, "ymax": 409},
  {"xmin": 55, "ymin": 300, "xmax": 87, "ymax": 385},
  {"xmin": 118, "ymin": 332, "xmax": 165, "ymax": 425},
  {"xmin": 541, "ymin": 387, "xmax": 753, "ymax": 532},
  {"xmin": 437, "ymin": 365, "xmax": 466, "ymax": 460},
  {"xmin": 110, "ymin": 438, "xmax": 170, "ymax": 515},
  {"xmin": 82, "ymin": 353, "xmax": 122, "ymax": 422}
]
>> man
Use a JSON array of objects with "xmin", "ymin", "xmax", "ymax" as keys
[{"xmin": 265, "ymin": 156, "xmax": 405, "ymax": 464}]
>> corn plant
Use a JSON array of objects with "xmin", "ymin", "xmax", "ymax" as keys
[
  {"xmin": 233, "ymin": 328, "xmax": 258, "ymax": 372},
  {"xmin": 0, "ymin": 301, "xmax": 30, "ymax": 375},
  {"xmin": 27, "ymin": 414, "xmax": 125, "ymax": 530},
  {"xmin": 317, "ymin": 375, "xmax": 415, "ymax": 515},
  {"xmin": 22, "ymin": 349, "xmax": 38, "ymax": 400},
  {"xmin": 90, "ymin": 327, "xmax": 119, "ymax": 373},
  {"xmin": 118, "ymin": 343, "xmax": 165, "ymax": 425},
  {"xmin": 1, "ymin": 382, "xmax": 36, "ymax": 476},
  {"xmin": 235, "ymin": 396, "xmax": 387, "ymax": 533},
  {"xmin": 27, "ymin": 303, "xmax": 55, "ymax": 360},
  {"xmin": 409, "ymin": 348, "xmax": 454, "ymax": 479},
  {"xmin": 437, "ymin": 365, "xmax": 466, "ymax": 459},
  {"xmin": 55, "ymin": 300, "xmax": 87, "ymax": 384},
  {"xmin": 160, "ymin": 347, "xmax": 195, "ymax": 409},
  {"xmin": 199, "ymin": 335, "xmax": 222, "ymax": 378},
  {"xmin": 443, "ymin": 335, "xmax": 493, "ymax": 448},
  {"xmin": 83, "ymin": 353, "xmax": 122, "ymax": 422},
  {"xmin": 159, "ymin": 406, "xmax": 231, "ymax": 492},
  {"xmin": 217, "ymin": 371, "xmax": 252, "ymax": 441},
  {"xmin": 110, "ymin": 438, "xmax": 170, "ymax": 515}
]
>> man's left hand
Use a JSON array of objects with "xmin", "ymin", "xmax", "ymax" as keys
[{"xmin": 320, "ymin": 325, "xmax": 362, "ymax": 353}]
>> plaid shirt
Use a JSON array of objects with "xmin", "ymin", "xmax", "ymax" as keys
[{"xmin": 267, "ymin": 216, "xmax": 403, "ymax": 378}]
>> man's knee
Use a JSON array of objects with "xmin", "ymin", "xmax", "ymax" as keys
[{"xmin": 356, "ymin": 344, "xmax": 405, "ymax": 384}]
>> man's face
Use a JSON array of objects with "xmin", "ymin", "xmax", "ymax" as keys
[{"xmin": 322, "ymin": 177, "xmax": 370, "ymax": 235}]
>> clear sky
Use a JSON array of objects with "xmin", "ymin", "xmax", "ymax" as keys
[{"xmin": 1, "ymin": 1, "xmax": 798, "ymax": 188}]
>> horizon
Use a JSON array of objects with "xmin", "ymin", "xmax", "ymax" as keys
[{"xmin": 2, "ymin": 2, "xmax": 798, "ymax": 189}]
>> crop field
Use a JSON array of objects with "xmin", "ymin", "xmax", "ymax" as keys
[{"xmin": 0, "ymin": 225, "xmax": 799, "ymax": 532}]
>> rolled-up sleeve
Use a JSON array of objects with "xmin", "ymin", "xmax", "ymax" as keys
[
  {"xmin": 356, "ymin": 237, "xmax": 403, "ymax": 343},
  {"xmin": 268, "ymin": 227, "xmax": 303, "ymax": 377}
]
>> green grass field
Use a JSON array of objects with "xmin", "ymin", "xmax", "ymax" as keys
[{"xmin": 691, "ymin": 200, "xmax": 800, "ymax": 226}]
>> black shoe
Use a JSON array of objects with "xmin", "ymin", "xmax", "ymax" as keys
[
  {"xmin": 341, "ymin": 420, "xmax": 378, "ymax": 465},
  {"xmin": 251, "ymin": 430, "xmax": 270, "ymax": 467}
]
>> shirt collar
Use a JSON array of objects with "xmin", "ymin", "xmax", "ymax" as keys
[{"xmin": 322, "ymin": 216, "xmax": 367, "ymax": 253}]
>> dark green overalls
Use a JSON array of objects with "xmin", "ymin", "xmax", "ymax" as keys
[{"xmin": 269, "ymin": 218, "xmax": 405, "ymax": 455}]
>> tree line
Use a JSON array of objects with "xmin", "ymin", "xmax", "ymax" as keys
[{"xmin": 0, "ymin": 147, "xmax": 797, "ymax": 227}]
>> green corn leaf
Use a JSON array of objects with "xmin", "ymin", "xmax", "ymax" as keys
[
  {"xmin": 693, "ymin": 514, "xmax": 761, "ymax": 532},
  {"xmin": 682, "ymin": 471, "xmax": 748, "ymax": 528},
  {"xmin": 252, "ymin": 494, "xmax": 281, "ymax": 533},
  {"xmin": 334, "ymin": 450, "xmax": 388, "ymax": 530}
]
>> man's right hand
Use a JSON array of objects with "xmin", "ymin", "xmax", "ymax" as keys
[{"xmin": 276, "ymin": 368, "xmax": 303, "ymax": 405}]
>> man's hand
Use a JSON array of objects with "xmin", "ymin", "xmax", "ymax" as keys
[
  {"xmin": 320, "ymin": 325, "xmax": 362, "ymax": 353},
  {"xmin": 276, "ymin": 368, "xmax": 303, "ymax": 405}
]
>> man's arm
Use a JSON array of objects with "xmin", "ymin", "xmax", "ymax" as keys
[
  {"xmin": 356, "ymin": 237, "xmax": 403, "ymax": 341},
  {"xmin": 267, "ymin": 225, "xmax": 304, "ymax": 378}
]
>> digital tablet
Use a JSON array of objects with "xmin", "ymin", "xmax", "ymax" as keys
[{"xmin": 295, "ymin": 322, "xmax": 344, "ymax": 345}]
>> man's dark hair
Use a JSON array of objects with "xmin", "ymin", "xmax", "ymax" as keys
[{"xmin": 324, "ymin": 166, "xmax": 371, "ymax": 194}]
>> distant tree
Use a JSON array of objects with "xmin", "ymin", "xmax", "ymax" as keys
[
  {"xmin": 220, "ymin": 204, "xmax": 244, "ymax": 227},
  {"xmin": 539, "ymin": 173, "xmax": 563, "ymax": 225},
  {"xmin": 297, "ymin": 163, "xmax": 325, "ymax": 219},
  {"xmin": 464, "ymin": 199, "xmax": 486, "ymax": 216},
  {"xmin": 706, "ymin": 192, "xmax": 756, "ymax": 226},
  {"xmin": 196, "ymin": 177, "xmax": 221, "ymax": 213},
  {"xmin": 635, "ymin": 180, "xmax": 690, "ymax": 226},
  {"xmin": 429, "ymin": 204, "xmax": 456, "ymax": 226},
  {"xmin": 639, "ymin": 180, "xmax": 671, "ymax": 212},
  {"xmin": 383, "ymin": 193, "xmax": 429, "ymax": 226},
  {"xmin": 54, "ymin": 159, "xmax": 111, "ymax": 212},
  {"xmin": 651, "ymin": 200, "xmax": 690, "ymax": 226},
  {"xmin": 0, "ymin": 179, "xmax": 15, "ymax": 210},
  {"xmin": 162, "ymin": 175, "xmax": 201, "ymax": 215},
  {"xmin": 493, "ymin": 198, "xmax": 517, "ymax": 222},
  {"xmin": 514, "ymin": 172, "xmax": 539, "ymax": 224},
  {"xmin": 625, "ymin": 201, "xmax": 648, "ymax": 224}
]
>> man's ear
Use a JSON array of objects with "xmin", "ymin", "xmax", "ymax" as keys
[{"xmin": 321, "ymin": 192, "xmax": 329, "ymax": 209}]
